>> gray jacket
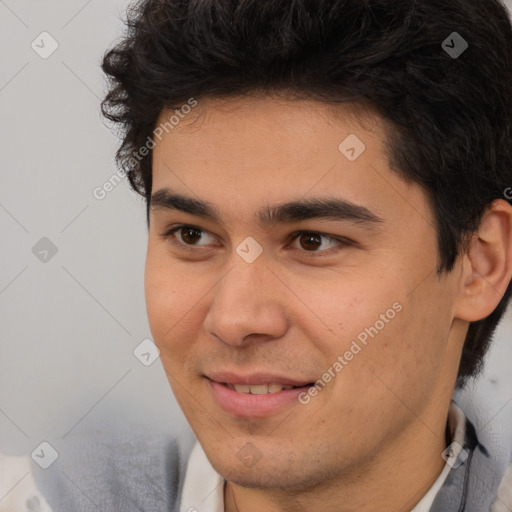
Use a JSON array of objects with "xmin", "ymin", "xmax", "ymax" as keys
[{"xmin": 28, "ymin": 400, "xmax": 512, "ymax": 512}]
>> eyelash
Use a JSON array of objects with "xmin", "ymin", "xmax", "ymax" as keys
[{"xmin": 160, "ymin": 224, "xmax": 351, "ymax": 258}]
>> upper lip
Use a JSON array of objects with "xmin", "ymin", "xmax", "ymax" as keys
[{"xmin": 205, "ymin": 371, "xmax": 314, "ymax": 387}]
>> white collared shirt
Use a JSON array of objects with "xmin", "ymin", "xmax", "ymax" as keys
[{"xmin": 180, "ymin": 402, "xmax": 466, "ymax": 512}]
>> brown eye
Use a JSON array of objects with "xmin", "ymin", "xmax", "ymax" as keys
[
  {"xmin": 288, "ymin": 230, "xmax": 347, "ymax": 258},
  {"xmin": 180, "ymin": 227, "xmax": 203, "ymax": 244},
  {"xmin": 162, "ymin": 224, "xmax": 217, "ymax": 248},
  {"xmin": 298, "ymin": 232, "xmax": 322, "ymax": 251}
]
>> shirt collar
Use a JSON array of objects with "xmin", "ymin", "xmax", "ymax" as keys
[{"xmin": 411, "ymin": 401, "xmax": 467, "ymax": 512}]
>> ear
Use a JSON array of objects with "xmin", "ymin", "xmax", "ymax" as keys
[{"xmin": 454, "ymin": 199, "xmax": 512, "ymax": 322}]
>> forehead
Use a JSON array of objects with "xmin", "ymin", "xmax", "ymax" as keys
[
  {"xmin": 150, "ymin": 94, "xmax": 433, "ymax": 230},
  {"xmin": 154, "ymin": 94, "xmax": 382, "ymax": 148},
  {"xmin": 152, "ymin": 95, "xmax": 385, "ymax": 183}
]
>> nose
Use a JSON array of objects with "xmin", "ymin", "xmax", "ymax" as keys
[{"xmin": 203, "ymin": 255, "xmax": 289, "ymax": 346}]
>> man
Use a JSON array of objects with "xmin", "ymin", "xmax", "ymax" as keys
[{"xmin": 27, "ymin": 0, "xmax": 512, "ymax": 511}]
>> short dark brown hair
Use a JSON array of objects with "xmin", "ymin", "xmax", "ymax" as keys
[{"xmin": 101, "ymin": 0, "xmax": 512, "ymax": 387}]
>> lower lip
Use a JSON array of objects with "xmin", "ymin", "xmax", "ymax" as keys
[{"xmin": 207, "ymin": 379, "xmax": 312, "ymax": 418}]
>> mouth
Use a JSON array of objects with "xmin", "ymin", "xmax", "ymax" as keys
[
  {"xmin": 223, "ymin": 382, "xmax": 313, "ymax": 394},
  {"xmin": 204, "ymin": 373, "xmax": 316, "ymax": 417}
]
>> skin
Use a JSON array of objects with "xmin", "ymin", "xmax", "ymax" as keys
[{"xmin": 145, "ymin": 94, "xmax": 512, "ymax": 512}]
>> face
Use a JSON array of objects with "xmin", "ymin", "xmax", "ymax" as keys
[{"xmin": 145, "ymin": 95, "xmax": 465, "ymax": 490}]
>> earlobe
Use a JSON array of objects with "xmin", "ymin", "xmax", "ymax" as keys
[{"xmin": 454, "ymin": 199, "xmax": 512, "ymax": 322}]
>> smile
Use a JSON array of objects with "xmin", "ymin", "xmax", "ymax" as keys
[
  {"xmin": 207, "ymin": 377, "xmax": 314, "ymax": 417},
  {"xmin": 226, "ymin": 383, "xmax": 299, "ymax": 394}
]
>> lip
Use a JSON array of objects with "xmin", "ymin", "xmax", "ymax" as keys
[
  {"xmin": 205, "ymin": 373, "xmax": 314, "ymax": 418},
  {"xmin": 205, "ymin": 371, "xmax": 313, "ymax": 387}
]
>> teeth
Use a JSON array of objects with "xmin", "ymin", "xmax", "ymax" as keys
[
  {"xmin": 233, "ymin": 384, "xmax": 251, "ymax": 393},
  {"xmin": 232, "ymin": 383, "xmax": 295, "ymax": 394},
  {"xmin": 249, "ymin": 384, "xmax": 268, "ymax": 395},
  {"xmin": 268, "ymin": 383, "xmax": 285, "ymax": 393}
]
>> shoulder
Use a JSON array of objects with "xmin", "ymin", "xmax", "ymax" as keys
[
  {"xmin": 452, "ymin": 386, "xmax": 512, "ymax": 511},
  {"xmin": 0, "ymin": 452, "xmax": 53, "ymax": 511},
  {"xmin": 28, "ymin": 422, "xmax": 196, "ymax": 512},
  {"xmin": 491, "ymin": 462, "xmax": 512, "ymax": 512}
]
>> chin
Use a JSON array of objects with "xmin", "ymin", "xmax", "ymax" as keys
[
  {"xmin": 207, "ymin": 448, "xmax": 322, "ymax": 492},
  {"xmin": 221, "ymin": 466, "xmax": 304, "ymax": 490}
]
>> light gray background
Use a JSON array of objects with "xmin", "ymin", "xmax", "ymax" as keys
[{"xmin": 1, "ymin": 0, "xmax": 512, "ymax": 458}]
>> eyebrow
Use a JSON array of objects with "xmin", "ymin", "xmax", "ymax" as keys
[{"xmin": 150, "ymin": 189, "xmax": 384, "ymax": 229}]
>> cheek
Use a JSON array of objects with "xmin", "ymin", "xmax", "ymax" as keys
[
  {"xmin": 307, "ymin": 271, "xmax": 442, "ymax": 384},
  {"xmin": 286, "ymin": 269, "xmax": 407, "ymax": 356},
  {"xmin": 144, "ymin": 249, "xmax": 199, "ymax": 351},
  {"xmin": 343, "ymin": 284, "xmax": 455, "ymax": 410}
]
